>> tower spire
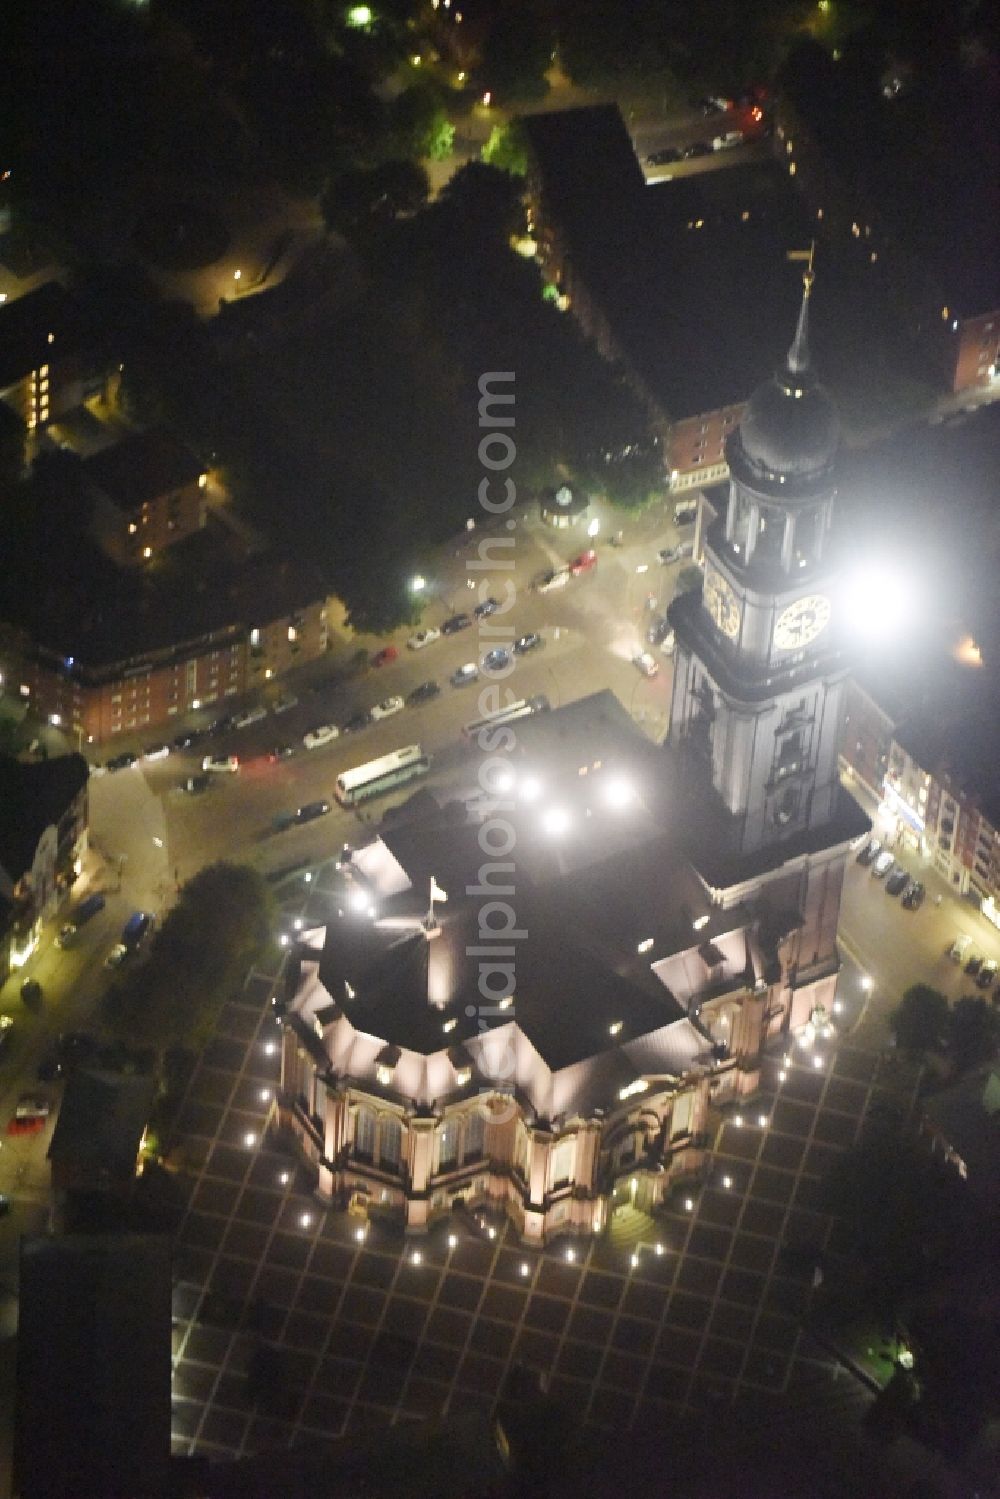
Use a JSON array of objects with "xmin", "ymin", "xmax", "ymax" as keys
[{"xmin": 785, "ymin": 242, "xmax": 816, "ymax": 375}]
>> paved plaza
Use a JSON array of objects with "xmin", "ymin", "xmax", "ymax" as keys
[{"xmin": 168, "ymin": 864, "xmax": 917, "ymax": 1463}]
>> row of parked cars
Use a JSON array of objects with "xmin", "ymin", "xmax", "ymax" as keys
[
  {"xmin": 855, "ymin": 837, "xmax": 925, "ymax": 907},
  {"xmin": 296, "ymin": 635, "xmax": 546, "ymax": 753},
  {"xmin": 947, "ymin": 934, "xmax": 998, "ymax": 988}
]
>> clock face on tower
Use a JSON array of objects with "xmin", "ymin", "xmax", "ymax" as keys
[
  {"xmin": 773, "ymin": 594, "xmax": 832, "ymax": 651},
  {"xmin": 703, "ymin": 568, "xmax": 741, "ymax": 639}
]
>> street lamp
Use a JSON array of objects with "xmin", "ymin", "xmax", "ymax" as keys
[
  {"xmin": 410, "ymin": 574, "xmax": 426, "ymax": 594},
  {"xmin": 587, "ymin": 517, "xmax": 600, "ymax": 539}
]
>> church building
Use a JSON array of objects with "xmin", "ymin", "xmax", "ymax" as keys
[{"xmin": 276, "ymin": 274, "xmax": 869, "ymax": 1246}]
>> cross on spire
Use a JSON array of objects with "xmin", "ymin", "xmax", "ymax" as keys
[{"xmin": 785, "ymin": 242, "xmax": 816, "ymax": 376}]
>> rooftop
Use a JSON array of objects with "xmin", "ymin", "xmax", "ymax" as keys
[
  {"xmin": 0, "ymin": 753, "xmax": 88, "ymax": 890},
  {"xmin": 15, "ymin": 1234, "xmax": 171, "ymax": 1499},
  {"xmin": 523, "ymin": 107, "xmax": 815, "ymax": 417},
  {"xmin": 47, "ymin": 1067, "xmax": 157, "ymax": 1179},
  {"xmin": 82, "ymin": 426, "xmax": 204, "ymax": 512},
  {"xmin": 0, "ymin": 466, "xmax": 328, "ymax": 670},
  {"xmin": 0, "ymin": 280, "xmax": 89, "ymax": 388}
]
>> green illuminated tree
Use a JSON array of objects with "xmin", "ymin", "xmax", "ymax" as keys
[{"xmin": 481, "ymin": 121, "xmax": 529, "ymax": 177}]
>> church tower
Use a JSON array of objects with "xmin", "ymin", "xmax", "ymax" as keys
[{"xmin": 667, "ymin": 263, "xmax": 868, "ymax": 1022}]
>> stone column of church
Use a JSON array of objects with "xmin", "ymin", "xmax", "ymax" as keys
[
  {"xmin": 523, "ymin": 1127, "xmax": 553, "ymax": 1245},
  {"xmin": 405, "ymin": 1117, "xmax": 437, "ymax": 1234},
  {"xmin": 316, "ymin": 1087, "xmax": 350, "ymax": 1202}
]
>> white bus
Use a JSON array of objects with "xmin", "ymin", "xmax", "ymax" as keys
[
  {"xmin": 462, "ymin": 694, "xmax": 550, "ymax": 743},
  {"xmin": 334, "ymin": 745, "xmax": 431, "ymax": 807}
]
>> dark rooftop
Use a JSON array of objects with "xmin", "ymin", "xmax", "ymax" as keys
[
  {"xmin": 0, "ymin": 280, "xmax": 88, "ymax": 388},
  {"xmin": 47, "ymin": 1067, "xmax": 157, "ymax": 1179},
  {"xmin": 82, "ymin": 427, "xmax": 204, "ymax": 512},
  {"xmin": 522, "ymin": 107, "xmax": 814, "ymax": 417},
  {"xmin": 15, "ymin": 1234, "xmax": 171, "ymax": 1499},
  {"xmin": 0, "ymin": 753, "xmax": 88, "ymax": 885}
]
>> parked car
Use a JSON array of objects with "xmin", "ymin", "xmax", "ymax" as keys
[
  {"xmin": 964, "ymin": 953, "xmax": 983, "ymax": 976},
  {"xmin": 569, "ymin": 549, "xmax": 598, "ymax": 575},
  {"xmin": 303, "ymin": 724, "xmax": 339, "ymax": 751},
  {"xmin": 450, "ymin": 663, "xmax": 479, "ymax": 687},
  {"xmin": 370, "ymin": 696, "xmax": 404, "ymax": 722},
  {"xmin": 15, "ymin": 1094, "xmax": 50, "ymax": 1120},
  {"xmin": 659, "ymin": 541, "xmax": 694, "ymax": 565},
  {"xmin": 208, "ymin": 713, "xmax": 234, "ymax": 736},
  {"xmin": 56, "ymin": 892, "xmax": 106, "ymax": 948},
  {"xmin": 474, "ymin": 596, "xmax": 500, "ymax": 619},
  {"xmin": 0, "ymin": 1016, "xmax": 13, "ymax": 1057},
  {"xmin": 885, "ymin": 866, "xmax": 910, "ymax": 896},
  {"xmin": 295, "ymin": 800, "xmax": 331, "ymax": 825},
  {"xmin": 514, "ymin": 633, "xmax": 543, "ymax": 655},
  {"xmin": 341, "ymin": 710, "xmax": 373, "ymax": 734},
  {"xmin": 143, "ymin": 743, "xmax": 170, "ymax": 761},
  {"xmin": 272, "ymin": 694, "xmax": 298, "ymax": 715},
  {"xmin": 535, "ymin": 568, "xmax": 569, "ymax": 593},
  {"xmin": 674, "ymin": 499, "xmax": 698, "ymax": 525},
  {"xmin": 202, "ymin": 754, "xmax": 240, "ymax": 774},
  {"xmin": 407, "ymin": 628, "xmax": 440, "ymax": 651},
  {"xmin": 481, "ymin": 648, "xmax": 512, "ymax": 673},
  {"xmin": 856, "ymin": 837, "xmax": 881, "ymax": 866},
  {"xmin": 712, "ymin": 130, "xmax": 744, "ymax": 151},
  {"xmin": 106, "ymin": 752, "xmax": 137, "ymax": 772},
  {"xmin": 407, "ymin": 680, "xmax": 441, "ymax": 706},
  {"xmin": 683, "ymin": 140, "xmax": 712, "ymax": 159},
  {"xmin": 121, "ymin": 911, "xmax": 153, "ymax": 952},
  {"xmin": 647, "ymin": 147, "xmax": 682, "ymax": 165},
  {"xmin": 976, "ymin": 959, "xmax": 997, "ymax": 989},
  {"xmin": 233, "ymin": 705, "xmax": 268, "ymax": 730},
  {"xmin": 371, "ymin": 646, "xmax": 399, "ymax": 668},
  {"xmin": 105, "ymin": 942, "xmax": 128, "ymax": 969},
  {"xmin": 901, "ymin": 880, "xmax": 925, "ymax": 909},
  {"xmin": 633, "ymin": 651, "xmax": 659, "ymax": 678},
  {"xmin": 172, "ymin": 728, "xmax": 206, "ymax": 751},
  {"xmin": 441, "ymin": 613, "xmax": 472, "ymax": 635},
  {"xmin": 20, "ymin": 978, "xmax": 42, "ymax": 1005},
  {"xmin": 871, "ymin": 849, "xmax": 895, "ymax": 879},
  {"xmin": 181, "ymin": 774, "xmax": 210, "ymax": 795},
  {"xmin": 949, "ymin": 933, "xmax": 972, "ymax": 963},
  {"xmin": 699, "ymin": 95, "xmax": 732, "ymax": 114}
]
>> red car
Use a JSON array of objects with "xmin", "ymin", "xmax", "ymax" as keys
[
  {"xmin": 371, "ymin": 646, "xmax": 398, "ymax": 668},
  {"xmin": 569, "ymin": 549, "xmax": 598, "ymax": 575}
]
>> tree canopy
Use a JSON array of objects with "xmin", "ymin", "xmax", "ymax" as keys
[
  {"xmin": 105, "ymin": 863, "xmax": 274, "ymax": 1055},
  {"xmin": 890, "ymin": 985, "xmax": 949, "ymax": 1056}
]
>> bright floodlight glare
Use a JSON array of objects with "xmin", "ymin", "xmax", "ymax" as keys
[
  {"xmin": 411, "ymin": 574, "xmax": 426, "ymax": 593},
  {"xmin": 347, "ymin": 3, "xmax": 373, "ymax": 25},
  {"xmin": 587, "ymin": 517, "xmax": 600, "ymax": 538},
  {"xmin": 541, "ymin": 806, "xmax": 571, "ymax": 836},
  {"xmin": 841, "ymin": 562, "xmax": 912, "ymax": 641},
  {"xmin": 604, "ymin": 776, "xmax": 633, "ymax": 809},
  {"xmin": 494, "ymin": 770, "xmax": 515, "ymax": 793},
  {"xmin": 349, "ymin": 889, "xmax": 369, "ymax": 912},
  {"xmin": 519, "ymin": 775, "xmax": 542, "ymax": 803}
]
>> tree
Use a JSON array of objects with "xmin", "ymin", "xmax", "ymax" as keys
[
  {"xmin": 890, "ymin": 984, "xmax": 949, "ymax": 1055},
  {"xmin": 480, "ymin": 121, "xmax": 529, "ymax": 177},
  {"xmin": 947, "ymin": 995, "xmax": 1000, "ymax": 1072},
  {"xmin": 105, "ymin": 863, "xmax": 274, "ymax": 1057},
  {"xmin": 390, "ymin": 84, "xmax": 454, "ymax": 162},
  {"xmin": 321, "ymin": 160, "xmax": 429, "ymax": 235},
  {"xmin": 479, "ymin": 6, "xmax": 552, "ymax": 104}
]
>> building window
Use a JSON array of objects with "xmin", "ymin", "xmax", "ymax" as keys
[
  {"xmin": 463, "ymin": 1108, "xmax": 485, "ymax": 1163},
  {"xmin": 439, "ymin": 1117, "xmax": 459, "ymax": 1172},
  {"xmin": 379, "ymin": 1116, "xmax": 402, "ymax": 1173},
  {"xmin": 355, "ymin": 1105, "xmax": 376, "ymax": 1160},
  {"xmin": 550, "ymin": 1136, "xmax": 574, "ymax": 1189}
]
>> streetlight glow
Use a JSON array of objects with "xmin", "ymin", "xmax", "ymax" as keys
[
  {"xmin": 519, "ymin": 775, "xmax": 542, "ymax": 803},
  {"xmin": 411, "ymin": 574, "xmax": 426, "ymax": 593},
  {"xmin": 604, "ymin": 776, "xmax": 634, "ymax": 809},
  {"xmin": 541, "ymin": 806, "xmax": 571, "ymax": 836}
]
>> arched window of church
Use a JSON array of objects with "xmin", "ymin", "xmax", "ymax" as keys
[
  {"xmin": 439, "ymin": 1116, "xmax": 459, "ymax": 1172},
  {"xmin": 355, "ymin": 1105, "xmax": 376, "ymax": 1160},
  {"xmin": 379, "ymin": 1115, "xmax": 401, "ymax": 1173},
  {"xmin": 754, "ymin": 504, "xmax": 785, "ymax": 564},
  {"xmin": 463, "ymin": 1107, "xmax": 485, "ymax": 1162},
  {"xmin": 550, "ymin": 1136, "xmax": 575, "ymax": 1189}
]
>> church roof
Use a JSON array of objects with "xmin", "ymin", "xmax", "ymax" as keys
[{"xmin": 727, "ymin": 275, "xmax": 840, "ymax": 494}]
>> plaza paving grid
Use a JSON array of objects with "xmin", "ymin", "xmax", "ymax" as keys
[{"xmin": 168, "ymin": 866, "xmax": 916, "ymax": 1460}]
